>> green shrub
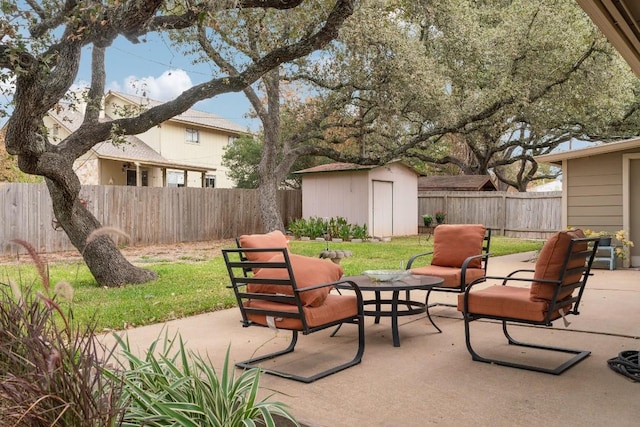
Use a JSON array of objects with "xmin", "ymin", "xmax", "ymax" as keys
[{"xmin": 288, "ymin": 217, "xmax": 369, "ymax": 241}]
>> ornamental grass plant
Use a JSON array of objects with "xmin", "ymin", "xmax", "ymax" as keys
[{"xmin": 0, "ymin": 239, "xmax": 124, "ymax": 426}]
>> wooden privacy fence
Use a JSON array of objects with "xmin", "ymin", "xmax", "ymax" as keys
[
  {"xmin": 418, "ymin": 191, "xmax": 562, "ymax": 239},
  {"xmin": 1, "ymin": 184, "xmax": 561, "ymax": 255},
  {"xmin": 0, "ymin": 183, "xmax": 301, "ymax": 255}
]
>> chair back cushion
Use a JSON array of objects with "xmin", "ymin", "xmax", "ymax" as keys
[
  {"xmin": 431, "ymin": 224, "xmax": 486, "ymax": 269},
  {"xmin": 530, "ymin": 229, "xmax": 587, "ymax": 302},
  {"xmin": 238, "ymin": 230, "xmax": 290, "ymax": 262},
  {"xmin": 248, "ymin": 254, "xmax": 343, "ymax": 307}
]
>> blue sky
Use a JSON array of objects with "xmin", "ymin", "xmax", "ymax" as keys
[{"xmin": 91, "ymin": 35, "xmax": 258, "ymax": 131}]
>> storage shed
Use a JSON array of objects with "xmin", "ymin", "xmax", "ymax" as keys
[
  {"xmin": 294, "ymin": 161, "xmax": 419, "ymax": 238},
  {"xmin": 535, "ymin": 137, "xmax": 640, "ymax": 267}
]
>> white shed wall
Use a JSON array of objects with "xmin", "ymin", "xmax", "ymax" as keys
[
  {"xmin": 301, "ymin": 171, "xmax": 369, "ymax": 226},
  {"xmin": 300, "ymin": 162, "xmax": 418, "ymax": 237}
]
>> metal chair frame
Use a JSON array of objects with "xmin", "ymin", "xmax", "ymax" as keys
[
  {"xmin": 460, "ymin": 236, "xmax": 599, "ymax": 375},
  {"xmin": 222, "ymin": 247, "xmax": 365, "ymax": 383}
]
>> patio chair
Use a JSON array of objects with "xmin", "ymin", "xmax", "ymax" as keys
[
  {"xmin": 222, "ymin": 246, "xmax": 365, "ymax": 383},
  {"xmin": 457, "ymin": 229, "xmax": 599, "ymax": 374},
  {"xmin": 406, "ymin": 224, "xmax": 491, "ymax": 332}
]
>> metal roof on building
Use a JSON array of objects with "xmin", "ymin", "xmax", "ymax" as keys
[
  {"xmin": 418, "ymin": 175, "xmax": 497, "ymax": 191},
  {"xmin": 294, "ymin": 160, "xmax": 420, "ymax": 175}
]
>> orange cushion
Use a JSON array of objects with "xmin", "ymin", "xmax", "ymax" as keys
[
  {"xmin": 530, "ymin": 229, "xmax": 587, "ymax": 302},
  {"xmin": 457, "ymin": 285, "xmax": 570, "ymax": 322},
  {"xmin": 248, "ymin": 253, "xmax": 343, "ymax": 307},
  {"xmin": 410, "ymin": 265, "xmax": 486, "ymax": 288},
  {"xmin": 245, "ymin": 294, "xmax": 359, "ymax": 329},
  {"xmin": 238, "ymin": 230, "xmax": 290, "ymax": 262},
  {"xmin": 431, "ymin": 224, "xmax": 486, "ymax": 269}
]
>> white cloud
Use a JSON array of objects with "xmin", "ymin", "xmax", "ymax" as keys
[{"xmin": 108, "ymin": 69, "xmax": 193, "ymax": 101}]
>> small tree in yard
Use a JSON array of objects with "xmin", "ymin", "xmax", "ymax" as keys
[{"xmin": 0, "ymin": 0, "xmax": 355, "ymax": 286}]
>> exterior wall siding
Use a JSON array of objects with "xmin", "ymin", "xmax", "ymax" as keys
[
  {"xmin": 301, "ymin": 171, "xmax": 369, "ymax": 226},
  {"xmin": 566, "ymin": 152, "xmax": 624, "ymax": 230}
]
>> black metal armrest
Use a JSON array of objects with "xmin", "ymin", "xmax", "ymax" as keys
[
  {"xmin": 460, "ymin": 252, "xmax": 491, "ymax": 270},
  {"xmin": 406, "ymin": 251, "xmax": 434, "ymax": 269},
  {"xmin": 466, "ymin": 272, "xmax": 558, "ymax": 291}
]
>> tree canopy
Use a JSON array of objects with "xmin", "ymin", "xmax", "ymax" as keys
[{"xmin": 284, "ymin": 0, "xmax": 639, "ymax": 190}]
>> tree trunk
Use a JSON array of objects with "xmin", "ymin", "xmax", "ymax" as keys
[
  {"xmin": 47, "ymin": 180, "xmax": 157, "ymax": 287},
  {"xmin": 258, "ymin": 176, "xmax": 285, "ymax": 232},
  {"xmin": 257, "ymin": 69, "xmax": 286, "ymax": 233}
]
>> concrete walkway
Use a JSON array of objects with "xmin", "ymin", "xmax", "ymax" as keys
[{"xmin": 101, "ymin": 252, "xmax": 640, "ymax": 426}]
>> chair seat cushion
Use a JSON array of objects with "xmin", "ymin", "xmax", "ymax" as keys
[
  {"xmin": 411, "ymin": 265, "xmax": 485, "ymax": 288},
  {"xmin": 245, "ymin": 294, "xmax": 359, "ymax": 329},
  {"xmin": 248, "ymin": 253, "xmax": 343, "ymax": 307},
  {"xmin": 432, "ymin": 224, "xmax": 486, "ymax": 268},
  {"xmin": 238, "ymin": 230, "xmax": 290, "ymax": 262},
  {"xmin": 457, "ymin": 285, "xmax": 563, "ymax": 322}
]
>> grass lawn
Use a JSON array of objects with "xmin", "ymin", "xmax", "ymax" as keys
[{"xmin": 0, "ymin": 235, "xmax": 543, "ymax": 331}]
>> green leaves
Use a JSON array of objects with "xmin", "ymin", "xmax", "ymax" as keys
[{"xmin": 111, "ymin": 331, "xmax": 299, "ymax": 426}]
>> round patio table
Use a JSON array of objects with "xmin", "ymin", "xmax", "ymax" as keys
[{"xmin": 336, "ymin": 274, "xmax": 444, "ymax": 347}]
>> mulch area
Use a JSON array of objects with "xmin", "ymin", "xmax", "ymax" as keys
[{"xmin": 0, "ymin": 239, "xmax": 236, "ymax": 266}]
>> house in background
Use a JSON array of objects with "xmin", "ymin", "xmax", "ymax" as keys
[
  {"xmin": 535, "ymin": 138, "xmax": 640, "ymax": 267},
  {"xmin": 44, "ymin": 91, "xmax": 247, "ymax": 188},
  {"xmin": 418, "ymin": 175, "xmax": 497, "ymax": 192},
  {"xmin": 294, "ymin": 161, "xmax": 419, "ymax": 238}
]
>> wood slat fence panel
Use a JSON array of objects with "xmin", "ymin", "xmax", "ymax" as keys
[
  {"xmin": 418, "ymin": 191, "xmax": 562, "ymax": 239},
  {"xmin": 0, "ymin": 184, "xmax": 301, "ymax": 255},
  {"xmin": 1, "ymin": 185, "xmax": 559, "ymax": 255}
]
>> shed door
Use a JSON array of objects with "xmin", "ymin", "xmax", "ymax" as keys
[{"xmin": 372, "ymin": 180, "xmax": 393, "ymax": 238}]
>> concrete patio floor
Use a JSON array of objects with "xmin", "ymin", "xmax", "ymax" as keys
[{"xmin": 102, "ymin": 252, "xmax": 640, "ymax": 426}]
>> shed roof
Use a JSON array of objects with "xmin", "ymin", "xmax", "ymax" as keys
[
  {"xmin": 535, "ymin": 137, "xmax": 640, "ymax": 165},
  {"xmin": 418, "ymin": 175, "xmax": 496, "ymax": 191},
  {"xmin": 294, "ymin": 160, "xmax": 419, "ymax": 175}
]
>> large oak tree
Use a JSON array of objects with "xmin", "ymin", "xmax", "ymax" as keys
[{"xmin": 0, "ymin": 0, "xmax": 355, "ymax": 286}]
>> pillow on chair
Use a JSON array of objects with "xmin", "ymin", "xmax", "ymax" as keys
[
  {"xmin": 530, "ymin": 229, "xmax": 587, "ymax": 302},
  {"xmin": 431, "ymin": 224, "xmax": 486, "ymax": 269},
  {"xmin": 248, "ymin": 254, "xmax": 343, "ymax": 307},
  {"xmin": 239, "ymin": 230, "xmax": 290, "ymax": 262}
]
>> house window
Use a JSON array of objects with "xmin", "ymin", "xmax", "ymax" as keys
[
  {"xmin": 186, "ymin": 128, "xmax": 199, "ymax": 143},
  {"xmin": 126, "ymin": 169, "xmax": 148, "ymax": 186},
  {"xmin": 167, "ymin": 170, "xmax": 185, "ymax": 187},
  {"xmin": 205, "ymin": 175, "xmax": 216, "ymax": 188}
]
